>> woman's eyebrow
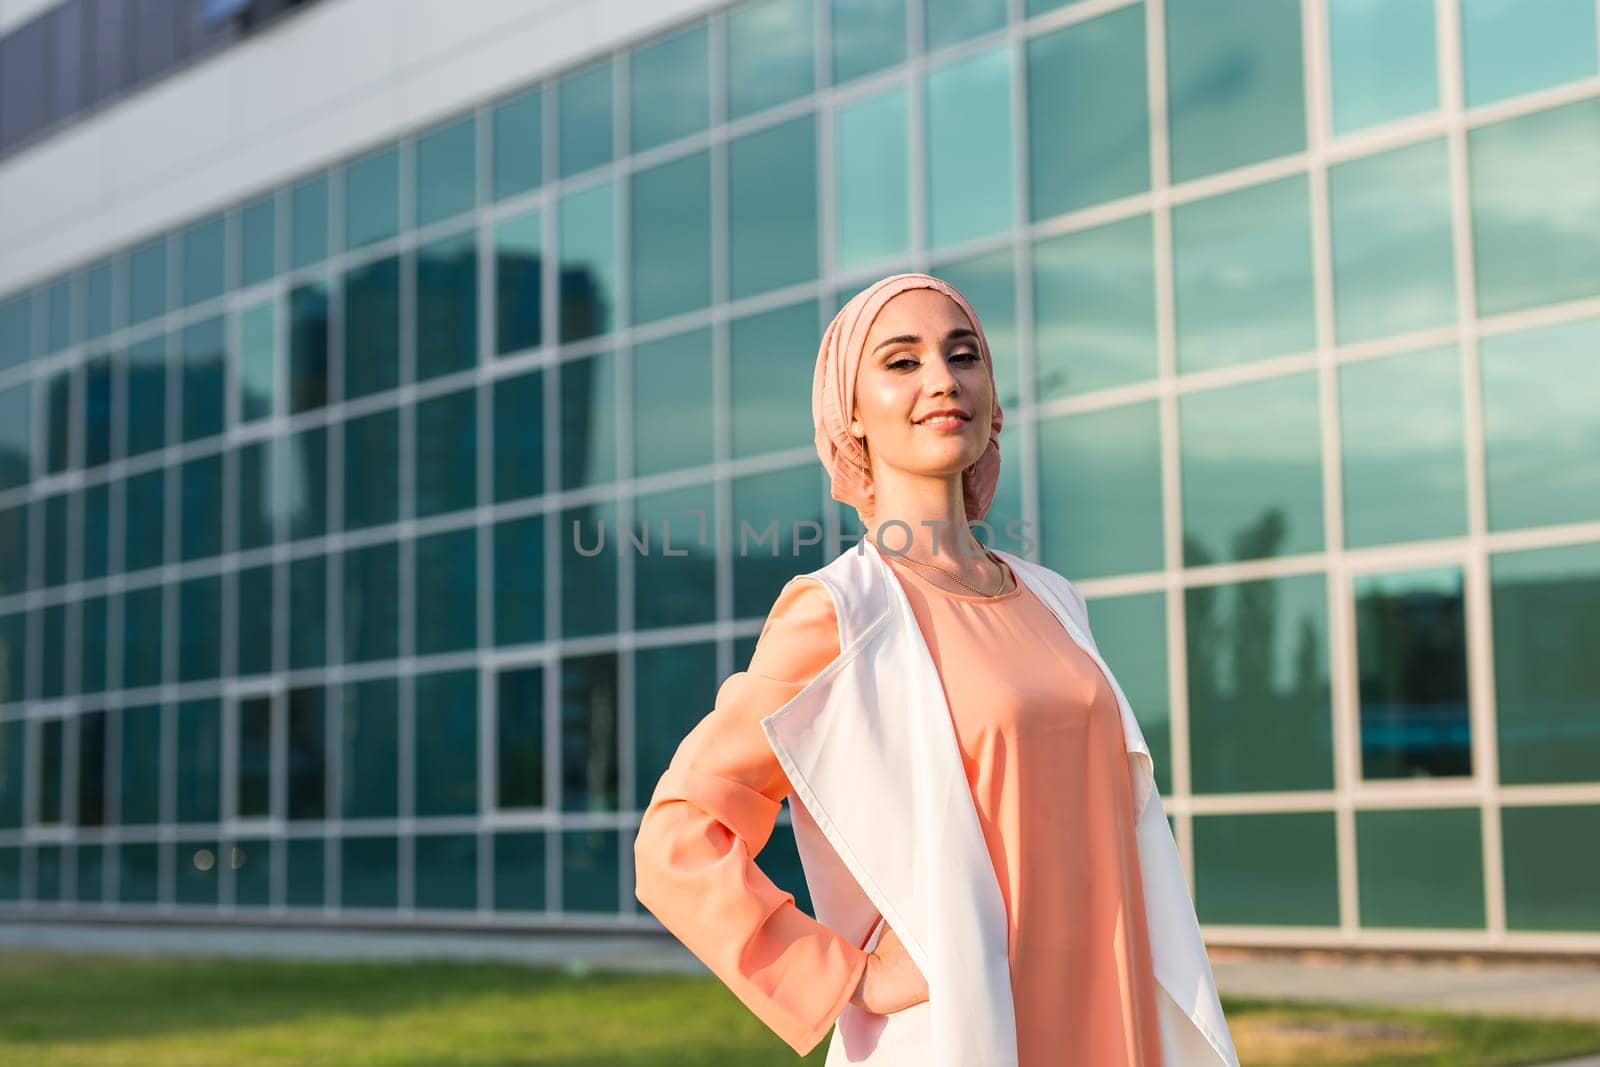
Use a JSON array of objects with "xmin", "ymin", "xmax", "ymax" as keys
[{"xmin": 871, "ymin": 327, "xmax": 979, "ymax": 357}]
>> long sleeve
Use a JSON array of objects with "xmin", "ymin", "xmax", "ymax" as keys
[{"xmin": 633, "ymin": 576, "xmax": 871, "ymax": 1057}]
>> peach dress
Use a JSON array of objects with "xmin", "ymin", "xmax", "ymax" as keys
[{"xmin": 633, "ymin": 552, "xmax": 1165, "ymax": 1065}]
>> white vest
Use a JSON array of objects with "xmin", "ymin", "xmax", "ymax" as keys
[{"xmin": 758, "ymin": 537, "xmax": 1239, "ymax": 1067}]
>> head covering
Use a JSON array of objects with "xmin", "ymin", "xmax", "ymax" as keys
[{"xmin": 812, "ymin": 272, "xmax": 1004, "ymax": 530}]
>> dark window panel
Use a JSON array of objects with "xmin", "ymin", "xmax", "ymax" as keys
[
  {"xmin": 131, "ymin": 0, "xmax": 189, "ymax": 85},
  {"xmin": 0, "ymin": 21, "xmax": 49, "ymax": 148},
  {"xmin": 47, "ymin": 1, "xmax": 89, "ymax": 125},
  {"xmin": 87, "ymin": 0, "xmax": 131, "ymax": 107}
]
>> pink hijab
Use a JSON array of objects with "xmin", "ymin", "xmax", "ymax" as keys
[{"xmin": 812, "ymin": 273, "xmax": 1004, "ymax": 530}]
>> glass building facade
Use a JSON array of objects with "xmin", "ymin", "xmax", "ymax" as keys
[{"xmin": 0, "ymin": 0, "xmax": 1597, "ymax": 948}]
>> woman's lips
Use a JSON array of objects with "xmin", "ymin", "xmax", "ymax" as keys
[{"xmin": 916, "ymin": 414, "xmax": 969, "ymax": 432}]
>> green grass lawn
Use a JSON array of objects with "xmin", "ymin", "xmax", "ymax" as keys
[{"xmin": 1, "ymin": 948, "xmax": 1598, "ymax": 1066}]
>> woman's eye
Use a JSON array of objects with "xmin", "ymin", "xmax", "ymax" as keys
[
  {"xmin": 953, "ymin": 351, "xmax": 980, "ymax": 363},
  {"xmin": 888, "ymin": 357, "xmax": 917, "ymax": 370}
]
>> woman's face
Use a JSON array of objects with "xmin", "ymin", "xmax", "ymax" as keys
[{"xmin": 851, "ymin": 289, "xmax": 993, "ymax": 487}]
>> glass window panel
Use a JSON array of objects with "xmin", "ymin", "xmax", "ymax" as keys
[
  {"xmin": 124, "ymin": 468, "xmax": 165, "ymax": 574},
  {"xmin": 493, "ymin": 830, "xmax": 547, "ymax": 910},
  {"xmin": 181, "ymin": 316, "xmax": 226, "ymax": 442},
  {"xmin": 1027, "ymin": 4, "xmax": 1150, "ymax": 220},
  {"xmin": 342, "ymin": 541, "xmax": 399, "ymax": 664},
  {"xmin": 43, "ymin": 493, "xmax": 69, "ymax": 588},
  {"xmin": 731, "ymin": 465, "xmax": 826, "ymax": 619},
  {"xmin": 1164, "ymin": 0, "xmax": 1306, "ymax": 182},
  {"xmin": 924, "ymin": 0, "xmax": 1003, "ymax": 51},
  {"xmin": 1480, "ymin": 314, "xmax": 1600, "ymax": 532},
  {"xmin": 831, "ymin": 0, "xmax": 905, "ymax": 84},
  {"xmin": 494, "ymin": 516, "xmax": 545, "ymax": 648},
  {"xmin": 1354, "ymin": 566, "xmax": 1471, "ymax": 780},
  {"xmin": 287, "ymin": 686, "xmax": 327, "ymax": 820},
  {"xmin": 0, "ymin": 612, "xmax": 23, "ymax": 703},
  {"xmin": 288, "ymin": 277, "xmax": 331, "ymax": 413},
  {"xmin": 834, "ymin": 84, "xmax": 909, "ymax": 271},
  {"xmin": 1460, "ymin": 0, "xmax": 1597, "ymax": 107},
  {"xmin": 561, "ymin": 654, "xmax": 618, "ymax": 812},
  {"xmin": 1501, "ymin": 804, "xmax": 1600, "ymax": 931},
  {"xmin": 633, "ymin": 482, "xmax": 717, "ymax": 631},
  {"xmin": 1039, "ymin": 401, "xmax": 1163, "ymax": 580},
  {"xmin": 343, "ymin": 144, "xmax": 400, "ymax": 251},
  {"xmin": 1329, "ymin": 139, "xmax": 1456, "ymax": 344},
  {"xmin": 1179, "ymin": 372, "xmax": 1323, "ymax": 566},
  {"xmin": 290, "ymin": 174, "xmax": 329, "ymax": 270},
  {"xmin": 1327, "ymin": 0, "xmax": 1438, "ymax": 134},
  {"xmin": 562, "ymin": 827, "xmax": 620, "ymax": 912},
  {"xmin": 177, "ymin": 575, "xmax": 222, "ymax": 682},
  {"xmin": 175, "ymin": 698, "xmax": 221, "ymax": 823},
  {"xmin": 86, "ymin": 259, "xmax": 115, "ymax": 340},
  {"xmin": 119, "ymin": 704, "xmax": 162, "ymax": 825},
  {"xmin": 1469, "ymin": 98, "xmax": 1600, "ymax": 317},
  {"xmin": 495, "ymin": 208, "xmax": 543, "ymax": 356},
  {"xmin": 631, "ymin": 23, "xmax": 709, "ymax": 153},
  {"xmin": 925, "ymin": 44, "xmax": 1014, "ymax": 249},
  {"xmin": 727, "ymin": 0, "xmax": 815, "ymax": 121},
  {"xmin": 124, "ymin": 334, "xmax": 167, "ymax": 458},
  {"xmin": 341, "ymin": 835, "xmax": 397, "ymax": 909},
  {"xmin": 1173, "ymin": 173, "xmax": 1316, "ymax": 373},
  {"xmin": 1033, "ymin": 214, "xmax": 1157, "ymax": 400},
  {"xmin": 0, "ymin": 721, "xmax": 22, "ymax": 828},
  {"xmin": 343, "ymin": 408, "xmax": 399, "ymax": 532},
  {"xmin": 117, "ymin": 842, "xmax": 161, "ymax": 904},
  {"xmin": 416, "ymin": 387, "xmax": 478, "ymax": 518},
  {"xmin": 415, "ymin": 115, "xmax": 477, "ymax": 228},
  {"xmin": 1084, "ymin": 592, "xmax": 1172, "ymax": 797},
  {"xmin": 558, "ymin": 181, "xmax": 617, "ymax": 342},
  {"xmin": 558, "ymin": 60, "xmax": 613, "ymax": 179},
  {"xmin": 1339, "ymin": 345, "xmax": 1467, "ymax": 548},
  {"xmin": 46, "ymin": 278, "xmax": 74, "ymax": 353},
  {"xmin": 287, "ymin": 556, "xmax": 327, "ymax": 671},
  {"xmin": 175, "ymin": 839, "xmax": 221, "ymax": 907},
  {"xmin": 633, "ymin": 327, "xmax": 713, "ymax": 478},
  {"xmin": 492, "ymin": 87, "xmax": 542, "ymax": 201},
  {"xmin": 40, "ymin": 603, "xmax": 66, "ymax": 699},
  {"xmin": 1491, "ymin": 541, "xmax": 1600, "ymax": 785},
  {"xmin": 75, "ymin": 844, "xmax": 104, "ymax": 902},
  {"xmin": 1357, "ymin": 807, "xmax": 1484, "ymax": 929},
  {"xmin": 83, "ymin": 483, "xmax": 109, "ymax": 582},
  {"xmin": 559, "ymin": 349, "xmax": 617, "ymax": 489},
  {"xmin": 729, "ymin": 115, "xmax": 819, "ymax": 302},
  {"xmin": 343, "ymin": 255, "xmax": 400, "ymax": 400},
  {"xmin": 38, "ymin": 719, "xmax": 65, "ymax": 825},
  {"xmin": 285, "ymin": 837, "xmax": 325, "ymax": 907},
  {"xmin": 44, "ymin": 366, "xmax": 75, "ymax": 475},
  {"xmin": 416, "ymin": 527, "xmax": 477, "ymax": 655},
  {"xmin": 84, "ymin": 350, "xmax": 114, "ymax": 468},
  {"xmin": 632, "ymin": 150, "xmax": 713, "ymax": 321},
  {"xmin": 239, "ymin": 193, "xmax": 277, "ymax": 287},
  {"xmin": 562, "ymin": 500, "xmax": 619, "ymax": 638},
  {"xmin": 0, "ymin": 383, "xmax": 31, "ymax": 491},
  {"xmin": 415, "ymin": 669, "xmax": 479, "ymax": 816},
  {"xmin": 0, "ymin": 506, "xmax": 25, "ymax": 596},
  {"xmin": 494, "ymin": 368, "xmax": 545, "ymax": 502},
  {"xmin": 285, "ymin": 425, "xmax": 328, "ymax": 541},
  {"xmin": 342, "ymin": 679, "xmax": 399, "ymax": 819},
  {"xmin": 180, "ymin": 452, "xmax": 223, "ymax": 561},
  {"xmin": 1194, "ymin": 812, "xmax": 1339, "ymax": 925},
  {"xmin": 239, "ymin": 299, "xmax": 276, "ymax": 422},
  {"xmin": 1185, "ymin": 572, "xmax": 1333, "ymax": 793},
  {"xmin": 128, "ymin": 238, "xmax": 169, "ymax": 326},
  {"xmin": 497, "ymin": 666, "xmax": 545, "ymax": 809},
  {"xmin": 731, "ymin": 299, "xmax": 821, "ymax": 458},
  {"xmin": 237, "ymin": 695, "xmax": 273, "ymax": 819},
  {"xmin": 236, "ymin": 565, "xmax": 275, "ymax": 678},
  {"xmin": 416, "ymin": 833, "xmax": 477, "ymax": 910},
  {"xmin": 77, "ymin": 710, "xmax": 107, "ymax": 826},
  {"xmin": 416, "ymin": 227, "xmax": 476, "ymax": 382},
  {"xmin": 929, "ymin": 246, "xmax": 1020, "ymax": 410},
  {"xmin": 633, "ymin": 642, "xmax": 716, "ymax": 808},
  {"xmin": 182, "ymin": 214, "xmax": 226, "ymax": 306},
  {"xmin": 36, "ymin": 843, "xmax": 63, "ymax": 901},
  {"xmin": 0, "ymin": 848, "xmax": 16, "ymax": 899},
  {"xmin": 232, "ymin": 838, "xmax": 271, "ymax": 908},
  {"xmin": 0, "ymin": 295, "xmax": 28, "ymax": 373}
]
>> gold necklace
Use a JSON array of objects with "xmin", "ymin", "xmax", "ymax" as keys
[{"xmin": 884, "ymin": 542, "xmax": 1009, "ymax": 597}]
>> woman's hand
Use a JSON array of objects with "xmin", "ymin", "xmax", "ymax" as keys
[{"xmin": 849, "ymin": 921, "xmax": 929, "ymax": 1015}]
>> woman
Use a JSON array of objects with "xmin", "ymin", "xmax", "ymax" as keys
[{"xmin": 633, "ymin": 273, "xmax": 1237, "ymax": 1066}]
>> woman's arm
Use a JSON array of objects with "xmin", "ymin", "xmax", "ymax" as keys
[{"xmin": 633, "ymin": 577, "xmax": 870, "ymax": 1057}]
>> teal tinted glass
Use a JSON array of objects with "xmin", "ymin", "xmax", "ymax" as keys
[
  {"xmin": 494, "ymin": 515, "xmax": 545, "ymax": 647},
  {"xmin": 635, "ymin": 641, "xmax": 716, "ymax": 805},
  {"xmin": 563, "ymin": 828, "xmax": 620, "ymax": 911},
  {"xmin": 119, "ymin": 705, "xmax": 162, "ymax": 824},
  {"xmin": 0, "ymin": 383, "xmax": 30, "ymax": 492},
  {"xmin": 41, "ymin": 603, "xmax": 66, "ymax": 698},
  {"xmin": 931, "ymin": 246, "xmax": 1019, "ymax": 410},
  {"xmin": 285, "ymin": 837, "xmax": 324, "ymax": 907},
  {"xmin": 1468, "ymin": 98, "xmax": 1600, "ymax": 317},
  {"xmin": 180, "ymin": 452, "xmax": 223, "ymax": 560},
  {"xmin": 558, "ymin": 60, "xmax": 613, "ymax": 178},
  {"xmin": 1354, "ymin": 566, "xmax": 1471, "ymax": 780},
  {"xmin": 125, "ymin": 336, "xmax": 167, "ymax": 457},
  {"xmin": 1082, "ymin": 591, "xmax": 1172, "ymax": 796},
  {"xmin": 46, "ymin": 278, "xmax": 73, "ymax": 353},
  {"xmin": 1173, "ymin": 173, "xmax": 1315, "ymax": 373},
  {"xmin": 414, "ymin": 669, "xmax": 478, "ymax": 814},
  {"xmin": 117, "ymin": 842, "xmax": 160, "ymax": 903},
  {"xmin": 0, "ymin": 295, "xmax": 28, "ymax": 373},
  {"xmin": 44, "ymin": 367, "xmax": 72, "ymax": 474},
  {"xmin": 343, "ymin": 407, "xmax": 399, "ymax": 531},
  {"xmin": 1179, "ymin": 372, "xmax": 1323, "ymax": 566},
  {"xmin": 1329, "ymin": 139, "xmax": 1456, "ymax": 344},
  {"xmin": 236, "ymin": 566, "xmax": 274, "ymax": 675},
  {"xmin": 730, "ymin": 115, "xmax": 818, "ymax": 299},
  {"xmin": 43, "ymin": 493, "xmax": 67, "ymax": 587},
  {"xmin": 0, "ymin": 721, "xmax": 20, "ymax": 826},
  {"xmin": 559, "ymin": 349, "xmax": 617, "ymax": 489},
  {"xmin": 175, "ymin": 699, "xmax": 221, "ymax": 821},
  {"xmin": 1480, "ymin": 315, "xmax": 1600, "ymax": 532},
  {"xmin": 831, "ymin": 0, "xmax": 905, "ymax": 84},
  {"xmin": 1186, "ymin": 572, "xmax": 1333, "ymax": 792},
  {"xmin": 288, "ymin": 277, "xmax": 330, "ymax": 413},
  {"xmin": 0, "ymin": 613, "xmax": 22, "ymax": 702},
  {"xmin": 1164, "ymin": 0, "xmax": 1305, "ymax": 182},
  {"xmin": 493, "ymin": 830, "xmax": 546, "ymax": 910},
  {"xmin": 732, "ymin": 464, "xmax": 826, "ymax": 619},
  {"xmin": 239, "ymin": 443, "xmax": 275, "ymax": 550},
  {"xmin": 631, "ymin": 150, "xmax": 712, "ymax": 323},
  {"xmin": 84, "ymin": 353, "xmax": 113, "ymax": 466},
  {"xmin": 1460, "ymin": 0, "xmax": 1597, "ymax": 107},
  {"xmin": 1038, "ymin": 400, "xmax": 1163, "ymax": 580},
  {"xmin": 558, "ymin": 180, "xmax": 617, "ymax": 342},
  {"xmin": 925, "ymin": 44, "xmax": 1013, "ymax": 249},
  {"xmin": 630, "ymin": 23, "xmax": 709, "ymax": 152},
  {"xmin": 416, "ymin": 833, "xmax": 477, "ymax": 910},
  {"xmin": 633, "ymin": 481, "xmax": 717, "ymax": 630},
  {"xmin": 416, "ymin": 227, "xmax": 478, "ymax": 380},
  {"xmin": 1502, "ymin": 805, "xmax": 1600, "ymax": 931},
  {"xmin": 236, "ymin": 696, "xmax": 272, "ymax": 817},
  {"xmin": 239, "ymin": 300, "xmax": 276, "ymax": 422},
  {"xmin": 924, "ymin": 0, "xmax": 1004, "ymax": 51},
  {"xmin": 492, "ymin": 88, "xmax": 542, "ymax": 201},
  {"xmin": 1027, "ymin": 4, "xmax": 1149, "ymax": 220},
  {"xmin": 0, "ymin": 507, "xmax": 24, "ymax": 596},
  {"xmin": 1339, "ymin": 346, "xmax": 1467, "ymax": 548},
  {"xmin": 494, "ymin": 368, "xmax": 545, "ymax": 502},
  {"xmin": 562, "ymin": 499, "xmax": 618, "ymax": 638},
  {"xmin": 128, "ymin": 238, "xmax": 168, "ymax": 326},
  {"xmin": 290, "ymin": 174, "xmax": 329, "ymax": 270},
  {"xmin": 343, "ymin": 679, "xmax": 399, "ymax": 818},
  {"xmin": 1194, "ymin": 812, "xmax": 1339, "ymax": 925},
  {"xmin": 1327, "ymin": 0, "xmax": 1438, "ymax": 134},
  {"xmin": 122, "ymin": 585, "xmax": 164, "ymax": 690},
  {"xmin": 495, "ymin": 208, "xmax": 542, "ymax": 356},
  {"xmin": 342, "ymin": 542, "xmax": 398, "ymax": 663},
  {"xmin": 287, "ymin": 558, "xmax": 327, "ymax": 671},
  {"xmin": 1491, "ymin": 541, "xmax": 1600, "ymax": 785},
  {"xmin": 340, "ymin": 835, "xmax": 397, "ymax": 909},
  {"xmin": 181, "ymin": 317, "xmax": 225, "ymax": 443},
  {"xmin": 834, "ymin": 84, "xmax": 909, "ymax": 271},
  {"xmin": 81, "ymin": 594, "xmax": 108, "ymax": 694},
  {"xmin": 123, "ymin": 469, "xmax": 164, "ymax": 572},
  {"xmin": 633, "ymin": 327, "xmax": 714, "ymax": 478},
  {"xmin": 1033, "ymin": 213, "xmax": 1156, "ymax": 400},
  {"xmin": 285, "ymin": 425, "xmax": 328, "ymax": 541},
  {"xmin": 291, "ymin": 689, "xmax": 332, "ymax": 820},
  {"xmin": 182, "ymin": 214, "xmax": 226, "ymax": 306},
  {"xmin": 560, "ymin": 654, "xmax": 620, "ymax": 811},
  {"xmin": 343, "ymin": 144, "xmax": 400, "ymax": 251},
  {"xmin": 239, "ymin": 193, "xmax": 277, "ymax": 287},
  {"xmin": 415, "ymin": 387, "xmax": 478, "ymax": 518},
  {"xmin": 731, "ymin": 299, "xmax": 821, "ymax": 458},
  {"xmin": 727, "ymin": 0, "xmax": 814, "ymax": 121},
  {"xmin": 496, "ymin": 667, "xmax": 545, "ymax": 809},
  {"xmin": 415, "ymin": 115, "xmax": 477, "ymax": 228},
  {"xmin": 86, "ymin": 260, "xmax": 115, "ymax": 340}
]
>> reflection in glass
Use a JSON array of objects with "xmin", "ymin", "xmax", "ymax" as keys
[
  {"xmin": 730, "ymin": 116, "xmax": 817, "ymax": 300},
  {"xmin": 343, "ymin": 408, "xmax": 398, "ymax": 531},
  {"xmin": 561, "ymin": 654, "xmax": 619, "ymax": 812},
  {"xmin": 497, "ymin": 666, "xmax": 545, "ymax": 809},
  {"xmin": 925, "ymin": 44, "xmax": 1013, "ymax": 249},
  {"xmin": 343, "ymin": 255, "xmax": 400, "ymax": 400},
  {"xmin": 559, "ymin": 349, "xmax": 617, "ymax": 489},
  {"xmin": 558, "ymin": 60, "xmax": 613, "ymax": 178},
  {"xmin": 633, "ymin": 482, "xmax": 717, "ymax": 631},
  {"xmin": 415, "ymin": 527, "xmax": 477, "ymax": 655},
  {"xmin": 415, "ymin": 115, "xmax": 476, "ymax": 228},
  {"xmin": 239, "ymin": 300, "xmax": 275, "ymax": 422},
  {"xmin": 727, "ymin": 0, "xmax": 814, "ymax": 120},
  {"xmin": 1033, "ymin": 214, "xmax": 1156, "ymax": 400},
  {"xmin": 494, "ymin": 516, "xmax": 545, "ymax": 647},
  {"xmin": 495, "ymin": 209, "xmax": 542, "ymax": 356},
  {"xmin": 288, "ymin": 277, "xmax": 330, "ymax": 413},
  {"xmin": 287, "ymin": 555, "xmax": 326, "ymax": 671},
  {"xmin": 417, "ymin": 228, "xmax": 479, "ymax": 380},
  {"xmin": 1353, "ymin": 566, "xmax": 1471, "ymax": 780},
  {"xmin": 494, "ymin": 369, "xmax": 544, "ymax": 503},
  {"xmin": 1194, "ymin": 812, "xmax": 1338, "ymax": 925},
  {"xmin": 931, "ymin": 246, "xmax": 1019, "ymax": 411},
  {"xmin": 237, "ymin": 695, "xmax": 272, "ymax": 819},
  {"xmin": 632, "ymin": 150, "xmax": 712, "ymax": 322},
  {"xmin": 343, "ymin": 143, "xmax": 400, "ymax": 251},
  {"xmin": 630, "ymin": 23, "xmax": 709, "ymax": 152},
  {"xmin": 558, "ymin": 181, "xmax": 616, "ymax": 342},
  {"xmin": 342, "ymin": 542, "xmax": 399, "ymax": 664},
  {"xmin": 731, "ymin": 300, "xmax": 821, "ymax": 458},
  {"xmin": 831, "ymin": 0, "xmax": 905, "ymax": 84},
  {"xmin": 415, "ymin": 669, "xmax": 478, "ymax": 815},
  {"xmin": 125, "ymin": 334, "xmax": 167, "ymax": 457},
  {"xmin": 285, "ymin": 425, "xmax": 328, "ymax": 541},
  {"xmin": 492, "ymin": 87, "xmax": 542, "ymax": 201},
  {"xmin": 416, "ymin": 387, "xmax": 477, "ymax": 518},
  {"xmin": 181, "ymin": 315, "xmax": 226, "ymax": 442},
  {"xmin": 1460, "ymin": 0, "xmax": 1597, "ymax": 107},
  {"xmin": 633, "ymin": 328, "xmax": 713, "ymax": 478},
  {"xmin": 1327, "ymin": 0, "xmax": 1437, "ymax": 134},
  {"xmin": 834, "ymin": 85, "xmax": 908, "ymax": 271},
  {"xmin": 634, "ymin": 642, "xmax": 715, "ymax": 806},
  {"xmin": 1038, "ymin": 401, "xmax": 1163, "ymax": 581}
]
